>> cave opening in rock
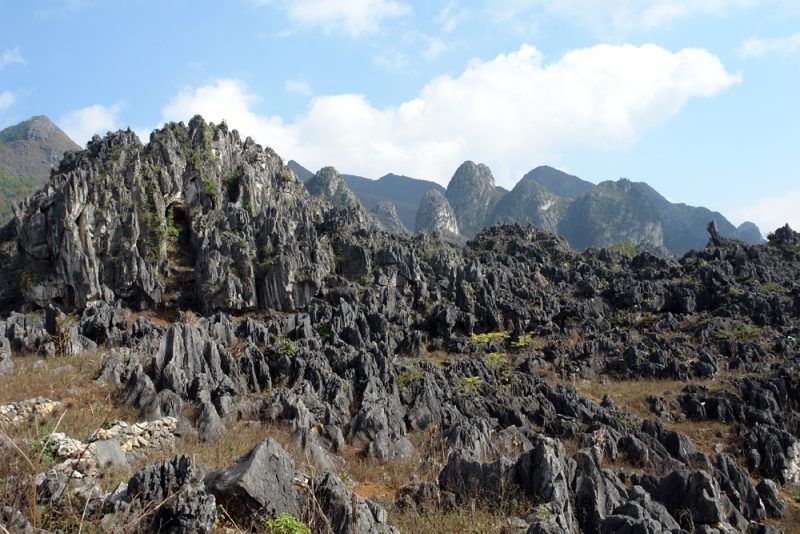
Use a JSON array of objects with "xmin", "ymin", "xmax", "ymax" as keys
[{"xmin": 162, "ymin": 203, "xmax": 198, "ymax": 310}]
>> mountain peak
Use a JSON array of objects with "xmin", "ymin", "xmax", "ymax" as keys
[
  {"xmin": 446, "ymin": 160, "xmax": 501, "ymax": 237},
  {"xmin": 521, "ymin": 166, "xmax": 594, "ymax": 200},
  {"xmin": 0, "ymin": 115, "xmax": 76, "ymax": 145}
]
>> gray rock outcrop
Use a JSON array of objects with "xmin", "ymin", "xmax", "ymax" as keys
[
  {"xmin": 445, "ymin": 161, "xmax": 502, "ymax": 237},
  {"xmin": 415, "ymin": 189, "xmax": 459, "ymax": 238}
]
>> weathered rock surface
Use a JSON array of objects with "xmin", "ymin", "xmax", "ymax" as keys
[
  {"xmin": 445, "ymin": 161, "xmax": 502, "ymax": 238},
  {"xmin": 0, "ymin": 118, "xmax": 796, "ymax": 533},
  {"xmin": 205, "ymin": 437, "xmax": 305, "ymax": 523},
  {"xmin": 0, "ymin": 397, "xmax": 62, "ymax": 427},
  {"xmin": 415, "ymin": 188, "xmax": 460, "ymax": 240},
  {"xmin": 371, "ymin": 200, "xmax": 407, "ymax": 234}
]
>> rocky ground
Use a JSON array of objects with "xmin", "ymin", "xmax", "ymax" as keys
[{"xmin": 0, "ymin": 117, "xmax": 798, "ymax": 533}]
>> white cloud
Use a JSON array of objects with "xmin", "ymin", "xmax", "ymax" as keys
[
  {"xmin": 492, "ymin": 0, "xmax": 761, "ymax": 35},
  {"xmin": 254, "ymin": 0, "xmax": 410, "ymax": 37},
  {"xmin": 0, "ymin": 91, "xmax": 15, "ymax": 111},
  {"xmin": 285, "ymin": 79, "xmax": 314, "ymax": 97},
  {"xmin": 0, "ymin": 47, "xmax": 26, "ymax": 69},
  {"xmin": 740, "ymin": 32, "xmax": 800, "ymax": 57},
  {"xmin": 58, "ymin": 103, "xmax": 123, "ymax": 144},
  {"xmin": 160, "ymin": 43, "xmax": 739, "ymax": 187},
  {"xmin": 731, "ymin": 191, "xmax": 800, "ymax": 233}
]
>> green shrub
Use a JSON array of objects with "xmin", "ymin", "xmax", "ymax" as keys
[
  {"xmin": 30, "ymin": 436, "xmax": 59, "ymax": 464},
  {"xmin": 712, "ymin": 328, "xmax": 732, "ymax": 342},
  {"xmin": 202, "ymin": 178, "xmax": 217, "ymax": 199},
  {"xmin": 761, "ymin": 282, "xmax": 783, "ymax": 294},
  {"xmin": 469, "ymin": 331, "xmax": 509, "ymax": 344},
  {"xmin": 609, "ymin": 310, "xmax": 628, "ymax": 326},
  {"xmin": 166, "ymin": 206, "xmax": 180, "ymax": 243},
  {"xmin": 486, "ymin": 352, "xmax": 509, "ymax": 366},
  {"xmin": 510, "ymin": 334, "xmax": 533, "ymax": 349},
  {"xmin": 315, "ymin": 323, "xmax": 332, "ymax": 336},
  {"xmin": 263, "ymin": 512, "xmax": 310, "ymax": 534},
  {"xmin": 536, "ymin": 504, "xmax": 553, "ymax": 523},
  {"xmin": 395, "ymin": 368, "xmax": 424, "ymax": 392},
  {"xmin": 735, "ymin": 324, "xmax": 760, "ymax": 342},
  {"xmin": 460, "ymin": 376, "xmax": 483, "ymax": 393},
  {"xmin": 273, "ymin": 336, "xmax": 297, "ymax": 357}
]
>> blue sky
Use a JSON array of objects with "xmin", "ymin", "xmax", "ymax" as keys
[{"xmin": 1, "ymin": 0, "xmax": 799, "ymax": 232}]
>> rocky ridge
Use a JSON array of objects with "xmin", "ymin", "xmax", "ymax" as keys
[{"xmin": 0, "ymin": 117, "xmax": 798, "ymax": 533}]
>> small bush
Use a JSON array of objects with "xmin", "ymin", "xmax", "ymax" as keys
[
  {"xmin": 263, "ymin": 512, "xmax": 310, "ymax": 534},
  {"xmin": 712, "ymin": 328, "xmax": 732, "ymax": 343},
  {"xmin": 486, "ymin": 352, "xmax": 509, "ymax": 366},
  {"xmin": 536, "ymin": 504, "xmax": 553, "ymax": 523},
  {"xmin": 396, "ymin": 368, "xmax": 424, "ymax": 392},
  {"xmin": 202, "ymin": 178, "xmax": 217, "ymax": 199},
  {"xmin": 469, "ymin": 331, "xmax": 509, "ymax": 344},
  {"xmin": 609, "ymin": 310, "xmax": 628, "ymax": 326},
  {"xmin": 510, "ymin": 334, "xmax": 533, "ymax": 349},
  {"xmin": 761, "ymin": 282, "xmax": 783, "ymax": 294},
  {"xmin": 460, "ymin": 376, "xmax": 483, "ymax": 393},
  {"xmin": 735, "ymin": 324, "xmax": 760, "ymax": 342},
  {"xmin": 30, "ymin": 436, "xmax": 59, "ymax": 464},
  {"xmin": 274, "ymin": 336, "xmax": 297, "ymax": 357}
]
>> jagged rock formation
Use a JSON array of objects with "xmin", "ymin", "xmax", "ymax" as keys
[
  {"xmin": 521, "ymin": 165, "xmax": 595, "ymax": 200},
  {"xmin": 316, "ymin": 159, "xmax": 764, "ymax": 256},
  {"xmin": 0, "ymin": 118, "xmax": 797, "ymax": 533},
  {"xmin": 291, "ymin": 159, "xmax": 444, "ymax": 232},
  {"xmin": 488, "ymin": 175, "xmax": 566, "ymax": 232},
  {"xmin": 415, "ymin": 189, "xmax": 460, "ymax": 239},
  {"xmin": 371, "ymin": 200, "xmax": 407, "ymax": 234},
  {"xmin": 342, "ymin": 171, "xmax": 445, "ymax": 231},
  {"xmin": 305, "ymin": 166, "xmax": 362, "ymax": 210},
  {"xmin": 287, "ymin": 159, "xmax": 314, "ymax": 181},
  {"xmin": 445, "ymin": 161, "xmax": 503, "ymax": 238},
  {"xmin": 0, "ymin": 117, "xmax": 354, "ymax": 313},
  {"xmin": 558, "ymin": 178, "xmax": 667, "ymax": 253},
  {"xmin": 0, "ymin": 116, "xmax": 81, "ymax": 221}
]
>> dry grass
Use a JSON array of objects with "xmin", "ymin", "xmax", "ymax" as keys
[
  {"xmin": 574, "ymin": 377, "xmax": 741, "ymax": 456},
  {"xmin": 418, "ymin": 349, "xmax": 453, "ymax": 367},
  {"xmin": 0, "ymin": 350, "xmax": 136, "ymax": 442},
  {"xmin": 390, "ymin": 501, "xmax": 527, "ymax": 534},
  {"xmin": 341, "ymin": 450, "xmax": 435, "ymax": 502},
  {"xmin": 761, "ymin": 484, "xmax": 800, "ymax": 534},
  {"xmin": 575, "ymin": 377, "xmax": 732, "ymax": 421}
]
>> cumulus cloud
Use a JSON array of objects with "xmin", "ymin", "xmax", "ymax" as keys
[
  {"xmin": 160, "ymin": 43, "xmax": 739, "ymax": 186},
  {"xmin": 0, "ymin": 91, "xmax": 15, "ymax": 111},
  {"xmin": 731, "ymin": 191, "xmax": 800, "ymax": 234},
  {"xmin": 0, "ymin": 47, "xmax": 26, "ymax": 69},
  {"xmin": 493, "ymin": 0, "xmax": 761, "ymax": 35},
  {"xmin": 58, "ymin": 103, "xmax": 123, "ymax": 144},
  {"xmin": 254, "ymin": 0, "xmax": 410, "ymax": 37},
  {"xmin": 740, "ymin": 32, "xmax": 800, "ymax": 57}
]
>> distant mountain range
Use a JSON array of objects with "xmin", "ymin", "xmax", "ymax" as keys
[
  {"xmin": 289, "ymin": 160, "xmax": 444, "ymax": 231},
  {"xmin": 0, "ymin": 116, "xmax": 80, "ymax": 221},
  {"xmin": 294, "ymin": 160, "xmax": 763, "ymax": 255},
  {"xmin": 0, "ymin": 117, "xmax": 763, "ymax": 255}
]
